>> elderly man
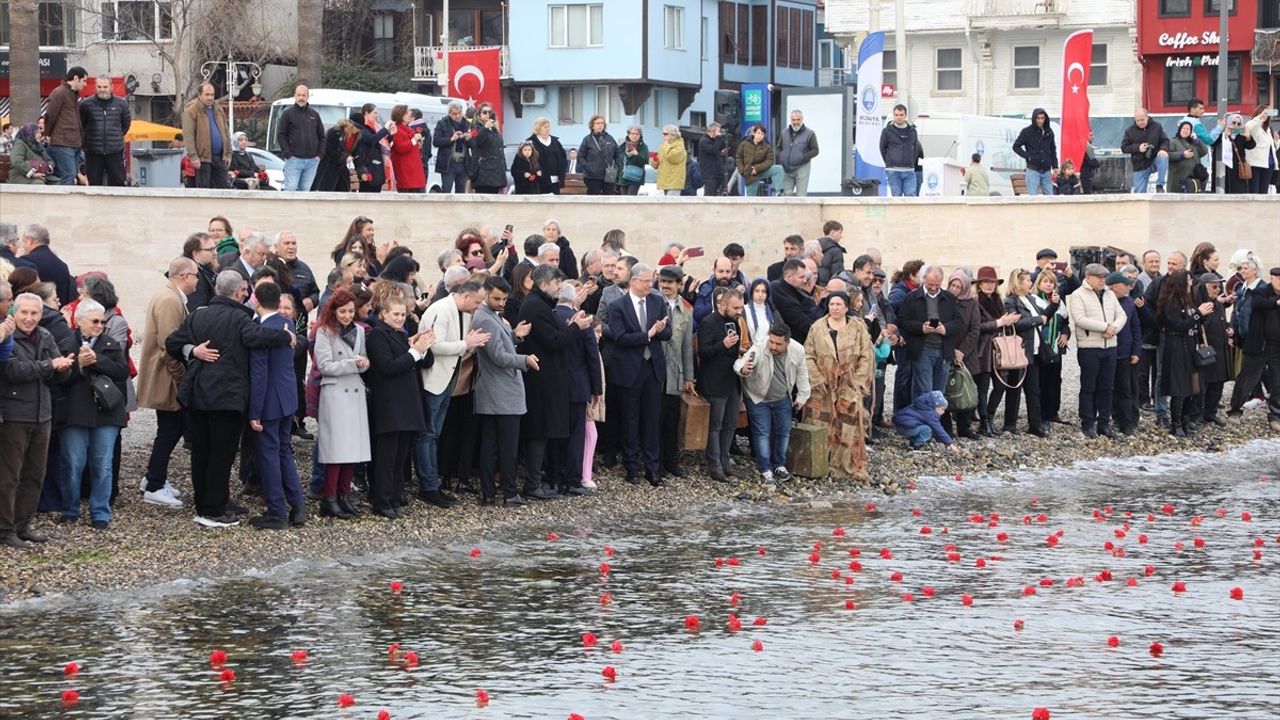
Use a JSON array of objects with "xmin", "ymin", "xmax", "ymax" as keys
[
  {"xmin": 1121, "ymin": 108, "xmax": 1170, "ymax": 193},
  {"xmin": 657, "ymin": 265, "xmax": 695, "ymax": 477},
  {"xmin": 79, "ymin": 76, "xmax": 132, "ymax": 186},
  {"xmin": 17, "ymin": 224, "xmax": 74, "ymax": 306},
  {"xmin": 276, "ymin": 85, "xmax": 325, "ymax": 192},
  {"xmin": 0, "ymin": 293, "xmax": 75, "ymax": 548},
  {"xmin": 537, "ymin": 242, "xmax": 561, "ymax": 269},
  {"xmin": 219, "ymin": 232, "xmax": 271, "ymax": 292},
  {"xmin": 0, "ymin": 224, "xmax": 35, "ymax": 271},
  {"xmin": 165, "ymin": 270, "xmax": 294, "ymax": 529},
  {"xmin": 181, "ymin": 82, "xmax": 232, "ymax": 189},
  {"xmin": 274, "ymin": 230, "xmax": 319, "ymax": 437},
  {"xmin": 432, "ymin": 99, "xmax": 471, "ymax": 193},
  {"xmin": 897, "ymin": 265, "xmax": 966, "ymax": 400},
  {"xmin": 553, "ymin": 282, "xmax": 603, "ymax": 495},
  {"xmin": 1067, "ymin": 264, "xmax": 1128, "ymax": 438},
  {"xmin": 607, "ymin": 263, "xmax": 671, "ymax": 485},
  {"xmin": 137, "ymin": 257, "xmax": 201, "ymax": 508}
]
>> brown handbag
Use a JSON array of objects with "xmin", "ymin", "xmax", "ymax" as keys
[{"xmin": 1237, "ymin": 161, "xmax": 1252, "ymax": 181}]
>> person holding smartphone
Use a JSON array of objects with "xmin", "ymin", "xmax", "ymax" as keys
[{"xmin": 696, "ymin": 286, "xmax": 745, "ymax": 483}]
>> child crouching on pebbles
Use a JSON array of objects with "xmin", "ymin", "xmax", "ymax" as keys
[{"xmin": 894, "ymin": 390, "xmax": 961, "ymax": 454}]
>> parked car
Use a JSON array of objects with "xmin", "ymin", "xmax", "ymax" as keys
[{"xmin": 245, "ymin": 147, "xmax": 286, "ymax": 189}]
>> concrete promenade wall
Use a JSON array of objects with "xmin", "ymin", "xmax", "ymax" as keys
[{"xmin": 1, "ymin": 185, "xmax": 1276, "ymax": 336}]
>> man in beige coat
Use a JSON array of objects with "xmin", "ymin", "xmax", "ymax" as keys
[
  {"xmin": 1067, "ymin": 263, "xmax": 1128, "ymax": 439},
  {"xmin": 136, "ymin": 257, "xmax": 200, "ymax": 507}
]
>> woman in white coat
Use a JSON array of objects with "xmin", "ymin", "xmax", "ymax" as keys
[{"xmin": 313, "ymin": 288, "xmax": 372, "ymax": 519}]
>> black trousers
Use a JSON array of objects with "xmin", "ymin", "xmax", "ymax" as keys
[
  {"xmin": 238, "ymin": 426, "xmax": 258, "ymax": 490},
  {"xmin": 523, "ymin": 438, "xmax": 550, "ymax": 489},
  {"xmin": 438, "ymin": 391, "xmax": 478, "ymax": 484},
  {"xmin": 621, "ymin": 373, "xmax": 662, "ymax": 476},
  {"xmin": 988, "ymin": 363, "xmax": 1041, "ymax": 431},
  {"xmin": 293, "ymin": 352, "xmax": 308, "ymax": 425},
  {"xmin": 1038, "ymin": 359, "xmax": 1062, "ymax": 423},
  {"xmin": 659, "ymin": 393, "xmax": 682, "ymax": 472},
  {"xmin": 974, "ymin": 371, "xmax": 992, "ymax": 422},
  {"xmin": 552, "ymin": 403, "xmax": 588, "ymax": 489},
  {"xmin": 598, "ymin": 383, "xmax": 626, "ymax": 461},
  {"xmin": 86, "ymin": 151, "xmax": 127, "ymax": 186},
  {"xmin": 585, "ymin": 179, "xmax": 617, "ymax": 195},
  {"xmin": 144, "ymin": 408, "xmax": 186, "ymax": 492},
  {"xmin": 703, "ymin": 174, "xmax": 725, "ymax": 196},
  {"xmin": 1113, "ymin": 359, "xmax": 1140, "ymax": 430},
  {"xmin": 478, "ymin": 415, "xmax": 520, "ymax": 500},
  {"xmin": 1200, "ymin": 379, "xmax": 1225, "ymax": 421},
  {"xmin": 194, "ymin": 155, "xmax": 231, "ymax": 188},
  {"xmin": 1138, "ymin": 346, "xmax": 1158, "ymax": 405},
  {"xmin": 1230, "ymin": 347, "xmax": 1280, "ymax": 418},
  {"xmin": 372, "ymin": 432, "xmax": 413, "ymax": 511},
  {"xmin": 187, "ymin": 408, "xmax": 243, "ymax": 517}
]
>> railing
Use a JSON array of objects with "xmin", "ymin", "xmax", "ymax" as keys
[
  {"xmin": 817, "ymin": 67, "xmax": 854, "ymax": 87},
  {"xmin": 964, "ymin": 0, "xmax": 1067, "ymax": 18},
  {"xmin": 413, "ymin": 45, "xmax": 512, "ymax": 81}
]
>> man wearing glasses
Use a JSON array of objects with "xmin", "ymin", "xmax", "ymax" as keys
[
  {"xmin": 182, "ymin": 232, "xmax": 220, "ymax": 313},
  {"xmin": 136, "ymin": 257, "xmax": 204, "ymax": 510}
]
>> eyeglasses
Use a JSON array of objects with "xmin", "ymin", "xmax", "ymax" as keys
[
  {"xmin": 200, "ymin": 246, "xmax": 216, "ymax": 252},
  {"xmin": 85, "ymin": 319, "xmax": 105, "ymax": 326},
  {"xmin": 177, "ymin": 272, "xmax": 198, "ymax": 279},
  {"xmin": 355, "ymin": 216, "xmax": 371, "ymax": 224}
]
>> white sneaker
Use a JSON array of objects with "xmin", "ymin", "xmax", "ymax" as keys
[
  {"xmin": 143, "ymin": 487, "xmax": 183, "ymax": 509},
  {"xmin": 139, "ymin": 478, "xmax": 181, "ymax": 498},
  {"xmin": 581, "ymin": 478, "xmax": 598, "ymax": 490},
  {"xmin": 773, "ymin": 466, "xmax": 792, "ymax": 481},
  {"xmin": 1243, "ymin": 398, "xmax": 1265, "ymax": 410},
  {"xmin": 761, "ymin": 470, "xmax": 776, "ymax": 485},
  {"xmin": 194, "ymin": 515, "xmax": 240, "ymax": 529}
]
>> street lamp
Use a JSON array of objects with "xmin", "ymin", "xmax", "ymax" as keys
[{"xmin": 200, "ymin": 54, "xmax": 263, "ymax": 132}]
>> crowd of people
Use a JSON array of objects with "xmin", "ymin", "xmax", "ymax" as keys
[{"xmin": 1, "ymin": 215, "xmax": 1277, "ymax": 546}]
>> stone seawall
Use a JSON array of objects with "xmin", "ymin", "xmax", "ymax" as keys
[{"xmin": 1, "ymin": 185, "xmax": 1275, "ymax": 335}]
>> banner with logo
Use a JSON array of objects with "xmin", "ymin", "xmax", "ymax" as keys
[
  {"xmin": 854, "ymin": 31, "xmax": 888, "ymax": 195},
  {"xmin": 920, "ymin": 158, "xmax": 945, "ymax": 197},
  {"xmin": 447, "ymin": 47, "xmax": 503, "ymax": 123},
  {"xmin": 1059, "ymin": 29, "xmax": 1093, "ymax": 173},
  {"xmin": 740, "ymin": 83, "xmax": 770, "ymax": 137}
]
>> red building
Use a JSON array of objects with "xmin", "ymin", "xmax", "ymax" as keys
[{"xmin": 1137, "ymin": 0, "xmax": 1265, "ymax": 115}]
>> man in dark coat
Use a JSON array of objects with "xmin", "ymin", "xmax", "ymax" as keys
[
  {"xmin": 1108, "ymin": 272, "xmax": 1142, "ymax": 435},
  {"xmin": 553, "ymin": 283, "xmax": 603, "ymax": 495},
  {"xmin": 696, "ymin": 122, "xmax": 730, "ymax": 196},
  {"xmin": 275, "ymin": 84, "xmax": 325, "ymax": 192},
  {"xmin": 165, "ymin": 270, "xmax": 294, "ymax": 528},
  {"xmin": 766, "ymin": 235, "xmax": 805, "ymax": 282},
  {"xmin": 696, "ymin": 286, "xmax": 745, "ymax": 483},
  {"xmin": 78, "ymin": 76, "xmax": 132, "ymax": 186},
  {"xmin": 605, "ymin": 262, "xmax": 671, "ymax": 486},
  {"xmin": 1142, "ymin": 251, "xmax": 1188, "ymax": 425},
  {"xmin": 17, "ymin": 224, "xmax": 74, "ymax": 306},
  {"xmin": 1011, "ymin": 107, "xmax": 1058, "ymax": 196},
  {"xmin": 897, "ymin": 265, "xmax": 966, "ymax": 400},
  {"xmin": 432, "ymin": 100, "xmax": 471, "ymax": 193},
  {"xmin": 770, "ymin": 259, "xmax": 821, "ymax": 344},
  {"xmin": 182, "ymin": 232, "xmax": 219, "ymax": 313},
  {"xmin": 517, "ymin": 266, "xmax": 593, "ymax": 500},
  {"xmin": 1121, "ymin": 109, "xmax": 1171, "ymax": 193}
]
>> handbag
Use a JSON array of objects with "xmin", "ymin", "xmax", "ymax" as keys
[
  {"xmin": 992, "ymin": 326, "xmax": 1029, "ymax": 389},
  {"xmin": 1237, "ymin": 161, "xmax": 1252, "ymax": 181},
  {"xmin": 622, "ymin": 164, "xmax": 644, "ymax": 184},
  {"xmin": 1194, "ymin": 328, "xmax": 1217, "ymax": 368},
  {"xmin": 945, "ymin": 364, "xmax": 978, "ymax": 412},
  {"xmin": 29, "ymin": 158, "xmax": 54, "ymax": 175},
  {"xmin": 89, "ymin": 373, "xmax": 125, "ymax": 412},
  {"xmin": 1227, "ymin": 344, "xmax": 1244, "ymax": 380},
  {"xmin": 592, "ymin": 135, "xmax": 619, "ymax": 184}
]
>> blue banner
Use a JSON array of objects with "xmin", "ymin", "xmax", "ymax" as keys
[
  {"xmin": 740, "ymin": 83, "xmax": 771, "ymax": 138},
  {"xmin": 853, "ymin": 32, "xmax": 888, "ymax": 195}
]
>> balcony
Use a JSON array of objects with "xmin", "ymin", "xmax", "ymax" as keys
[
  {"xmin": 1255, "ymin": 29, "xmax": 1280, "ymax": 68},
  {"xmin": 412, "ymin": 45, "xmax": 511, "ymax": 82},
  {"xmin": 964, "ymin": 0, "xmax": 1067, "ymax": 30},
  {"xmin": 817, "ymin": 67, "xmax": 853, "ymax": 87}
]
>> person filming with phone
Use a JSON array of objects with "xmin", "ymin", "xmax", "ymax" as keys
[{"xmin": 696, "ymin": 286, "xmax": 746, "ymax": 483}]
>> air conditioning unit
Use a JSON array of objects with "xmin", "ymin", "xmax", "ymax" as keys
[{"xmin": 520, "ymin": 87, "xmax": 547, "ymax": 106}]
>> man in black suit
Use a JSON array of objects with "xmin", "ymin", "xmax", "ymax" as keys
[
  {"xmin": 15, "ymin": 224, "xmax": 74, "ymax": 305},
  {"xmin": 606, "ymin": 262, "xmax": 672, "ymax": 486},
  {"xmin": 181, "ymin": 232, "xmax": 219, "ymax": 312},
  {"xmin": 897, "ymin": 265, "xmax": 965, "ymax": 400},
  {"xmin": 0, "ymin": 224, "xmax": 37, "ymax": 271},
  {"xmin": 770, "ymin": 259, "xmax": 821, "ymax": 344}
]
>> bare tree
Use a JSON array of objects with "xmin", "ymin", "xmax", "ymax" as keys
[
  {"xmin": 7, "ymin": 0, "xmax": 43, "ymax": 125},
  {"xmin": 296, "ymin": 0, "xmax": 323, "ymax": 86}
]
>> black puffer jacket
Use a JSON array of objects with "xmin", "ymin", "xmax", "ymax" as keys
[
  {"xmin": 165, "ymin": 295, "xmax": 293, "ymax": 412},
  {"xmin": 1012, "ymin": 108, "xmax": 1058, "ymax": 172},
  {"xmin": 276, "ymin": 103, "xmax": 325, "ymax": 160},
  {"xmin": 1121, "ymin": 121, "xmax": 1171, "ymax": 172},
  {"xmin": 78, "ymin": 95, "xmax": 132, "ymax": 155}
]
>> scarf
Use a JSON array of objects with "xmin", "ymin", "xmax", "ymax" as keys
[{"xmin": 338, "ymin": 322, "xmax": 358, "ymax": 350}]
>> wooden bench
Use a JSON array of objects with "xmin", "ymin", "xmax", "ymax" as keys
[{"xmin": 1011, "ymin": 172, "xmax": 1027, "ymax": 196}]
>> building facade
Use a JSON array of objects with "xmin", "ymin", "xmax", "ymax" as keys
[
  {"xmin": 824, "ymin": 0, "xmax": 1142, "ymax": 119},
  {"xmin": 1135, "ymin": 0, "xmax": 1272, "ymax": 115}
]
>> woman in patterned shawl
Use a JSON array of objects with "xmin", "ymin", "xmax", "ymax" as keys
[{"xmin": 802, "ymin": 291, "xmax": 875, "ymax": 479}]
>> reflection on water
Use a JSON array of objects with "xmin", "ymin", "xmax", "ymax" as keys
[{"xmin": 2, "ymin": 442, "xmax": 1279, "ymax": 719}]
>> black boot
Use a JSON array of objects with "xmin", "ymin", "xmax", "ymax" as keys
[
  {"xmin": 321, "ymin": 497, "xmax": 354, "ymax": 519},
  {"xmin": 982, "ymin": 420, "xmax": 998, "ymax": 437},
  {"xmin": 337, "ymin": 494, "xmax": 361, "ymax": 517},
  {"xmin": 1170, "ymin": 399, "xmax": 1186, "ymax": 437}
]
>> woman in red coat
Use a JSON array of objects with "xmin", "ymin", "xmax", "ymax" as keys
[{"xmin": 385, "ymin": 104, "xmax": 426, "ymax": 193}]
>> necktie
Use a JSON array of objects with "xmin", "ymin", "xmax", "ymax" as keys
[{"xmin": 638, "ymin": 297, "xmax": 650, "ymax": 360}]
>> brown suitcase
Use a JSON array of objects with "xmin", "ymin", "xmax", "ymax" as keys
[
  {"xmin": 787, "ymin": 422, "xmax": 829, "ymax": 479},
  {"xmin": 679, "ymin": 392, "xmax": 710, "ymax": 451}
]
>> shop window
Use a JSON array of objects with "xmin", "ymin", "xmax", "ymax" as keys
[
  {"xmin": 1159, "ymin": 0, "xmax": 1190, "ymax": 17},
  {"xmin": 1164, "ymin": 66, "xmax": 1196, "ymax": 106}
]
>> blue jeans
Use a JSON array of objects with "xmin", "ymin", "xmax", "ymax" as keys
[
  {"xmin": 60, "ymin": 425, "xmax": 120, "ymax": 522},
  {"xmin": 1025, "ymin": 169, "xmax": 1055, "ymax": 196},
  {"xmin": 47, "ymin": 145, "xmax": 80, "ymax": 185},
  {"xmin": 744, "ymin": 164, "xmax": 784, "ymax": 196},
  {"xmin": 886, "ymin": 170, "xmax": 917, "ymax": 197},
  {"xmin": 745, "ymin": 396, "xmax": 793, "ymax": 472},
  {"xmin": 899, "ymin": 425, "xmax": 934, "ymax": 448},
  {"xmin": 1131, "ymin": 155, "xmax": 1169, "ymax": 193},
  {"xmin": 910, "ymin": 346, "xmax": 948, "ymax": 401},
  {"xmin": 440, "ymin": 166, "xmax": 468, "ymax": 193},
  {"xmin": 1077, "ymin": 347, "xmax": 1118, "ymax": 430},
  {"xmin": 414, "ymin": 388, "xmax": 452, "ymax": 492},
  {"xmin": 282, "ymin": 157, "xmax": 319, "ymax": 191}
]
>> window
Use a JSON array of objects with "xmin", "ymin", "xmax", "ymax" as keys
[
  {"xmin": 558, "ymin": 85, "xmax": 583, "ymax": 125},
  {"xmin": 1208, "ymin": 54, "xmax": 1244, "ymax": 104},
  {"xmin": 690, "ymin": 110, "xmax": 707, "ymax": 128},
  {"xmin": 664, "ymin": 5, "xmax": 683, "ymax": 50},
  {"xmin": 549, "ymin": 4, "xmax": 603, "ymax": 48},
  {"xmin": 936, "ymin": 48, "xmax": 963, "ymax": 91},
  {"xmin": 701, "ymin": 16, "xmax": 708, "ymax": 60},
  {"xmin": 1204, "ymin": 0, "xmax": 1235, "ymax": 15},
  {"xmin": 1, "ymin": 0, "xmax": 80, "ymax": 47},
  {"xmin": 883, "ymin": 50, "xmax": 897, "ymax": 88},
  {"xmin": 775, "ymin": 6, "xmax": 813, "ymax": 69},
  {"xmin": 1158, "ymin": 0, "xmax": 1190, "ymax": 17},
  {"xmin": 1164, "ymin": 65, "xmax": 1196, "ymax": 106},
  {"xmin": 719, "ymin": 3, "xmax": 734, "ymax": 61},
  {"xmin": 371, "ymin": 15, "xmax": 396, "ymax": 66},
  {"xmin": 737, "ymin": 4, "xmax": 750, "ymax": 64},
  {"xmin": 595, "ymin": 85, "xmax": 623, "ymax": 124},
  {"xmin": 1013, "ymin": 45, "xmax": 1040, "ymax": 89},
  {"xmin": 100, "ymin": 1, "xmax": 172, "ymax": 41},
  {"xmin": 449, "ymin": 9, "xmax": 503, "ymax": 46},
  {"xmin": 751, "ymin": 5, "xmax": 766, "ymax": 66},
  {"xmin": 1090, "ymin": 43, "xmax": 1108, "ymax": 86}
]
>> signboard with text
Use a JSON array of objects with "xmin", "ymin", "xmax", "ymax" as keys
[
  {"xmin": 0, "ymin": 52, "xmax": 68, "ymax": 79},
  {"xmin": 740, "ymin": 83, "xmax": 770, "ymax": 137}
]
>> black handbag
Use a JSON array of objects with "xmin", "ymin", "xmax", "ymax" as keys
[
  {"xmin": 1194, "ymin": 328, "xmax": 1217, "ymax": 368},
  {"xmin": 90, "ymin": 373, "xmax": 125, "ymax": 411}
]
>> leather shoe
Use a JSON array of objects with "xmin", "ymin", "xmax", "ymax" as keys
[
  {"xmin": 503, "ymin": 495, "xmax": 528, "ymax": 507},
  {"xmin": 567, "ymin": 485, "xmax": 596, "ymax": 496},
  {"xmin": 1028, "ymin": 428, "xmax": 1049, "ymax": 438},
  {"xmin": 665, "ymin": 466, "xmax": 688, "ymax": 478},
  {"xmin": 372, "ymin": 506, "xmax": 402, "ymax": 519},
  {"xmin": 292, "ymin": 424, "xmax": 315, "ymax": 440},
  {"xmin": 289, "ymin": 506, "xmax": 309, "ymax": 526},
  {"xmin": 321, "ymin": 498, "xmax": 354, "ymax": 519},
  {"xmin": 649, "ymin": 476, "xmax": 667, "ymax": 488},
  {"xmin": 226, "ymin": 500, "xmax": 251, "ymax": 518},
  {"xmin": 1097, "ymin": 426, "xmax": 1115, "ymax": 439},
  {"xmin": 3, "ymin": 534, "xmax": 32, "ymax": 550},
  {"xmin": 723, "ymin": 466, "xmax": 740, "ymax": 479},
  {"xmin": 1082, "ymin": 427, "xmax": 1098, "ymax": 439},
  {"xmin": 1209, "ymin": 417, "xmax": 1227, "ymax": 427},
  {"xmin": 625, "ymin": 473, "xmax": 642, "ymax": 485},
  {"xmin": 248, "ymin": 514, "xmax": 289, "ymax": 530},
  {"xmin": 419, "ymin": 490, "xmax": 456, "ymax": 508},
  {"xmin": 524, "ymin": 484, "xmax": 560, "ymax": 501},
  {"xmin": 709, "ymin": 470, "xmax": 730, "ymax": 483},
  {"xmin": 337, "ymin": 495, "xmax": 361, "ymax": 517},
  {"xmin": 17, "ymin": 530, "xmax": 49, "ymax": 543}
]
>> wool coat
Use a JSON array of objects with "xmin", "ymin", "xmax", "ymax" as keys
[{"xmin": 314, "ymin": 325, "xmax": 371, "ymax": 464}]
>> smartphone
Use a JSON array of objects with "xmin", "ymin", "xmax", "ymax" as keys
[
  {"xmin": 1053, "ymin": 261, "xmax": 1067, "ymax": 272},
  {"xmin": 928, "ymin": 318, "xmax": 940, "ymax": 327},
  {"xmin": 1268, "ymin": 108, "xmax": 1279, "ymax": 117},
  {"xmin": 687, "ymin": 246, "xmax": 705, "ymax": 258},
  {"xmin": 504, "ymin": 223, "xmax": 514, "ymax": 234},
  {"xmin": 724, "ymin": 322, "xmax": 737, "ymax": 336}
]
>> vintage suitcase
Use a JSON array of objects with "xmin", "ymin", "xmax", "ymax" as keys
[
  {"xmin": 787, "ymin": 422, "xmax": 829, "ymax": 479},
  {"xmin": 679, "ymin": 392, "xmax": 710, "ymax": 451}
]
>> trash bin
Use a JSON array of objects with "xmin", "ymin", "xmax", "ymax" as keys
[
  {"xmin": 841, "ymin": 178, "xmax": 881, "ymax": 197},
  {"xmin": 130, "ymin": 148, "xmax": 186, "ymax": 188}
]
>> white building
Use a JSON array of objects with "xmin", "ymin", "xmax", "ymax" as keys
[{"xmin": 824, "ymin": 0, "xmax": 1141, "ymax": 119}]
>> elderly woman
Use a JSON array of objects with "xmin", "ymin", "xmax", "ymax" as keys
[
  {"xmin": 542, "ymin": 220, "xmax": 576, "ymax": 279},
  {"xmin": 8, "ymin": 123, "xmax": 57, "ymax": 184},
  {"xmin": 656, "ymin": 124, "xmax": 688, "ymax": 196},
  {"xmin": 57, "ymin": 300, "xmax": 129, "ymax": 530},
  {"xmin": 527, "ymin": 117, "xmax": 568, "ymax": 193},
  {"xmin": 578, "ymin": 114, "xmax": 621, "ymax": 195},
  {"xmin": 944, "ymin": 269, "xmax": 982, "ymax": 439},
  {"xmin": 618, "ymin": 125, "xmax": 649, "ymax": 196},
  {"xmin": 802, "ymin": 291, "xmax": 875, "ymax": 480},
  {"xmin": 313, "ymin": 288, "xmax": 370, "ymax": 518}
]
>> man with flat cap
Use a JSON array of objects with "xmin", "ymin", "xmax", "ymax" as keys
[
  {"xmin": 657, "ymin": 264, "xmax": 695, "ymax": 477},
  {"xmin": 1067, "ymin": 263, "xmax": 1127, "ymax": 438},
  {"xmin": 1031, "ymin": 247, "xmax": 1080, "ymax": 296},
  {"xmin": 1107, "ymin": 270, "xmax": 1142, "ymax": 435}
]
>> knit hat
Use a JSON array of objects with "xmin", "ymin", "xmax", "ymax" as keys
[{"xmin": 928, "ymin": 390, "xmax": 948, "ymax": 409}]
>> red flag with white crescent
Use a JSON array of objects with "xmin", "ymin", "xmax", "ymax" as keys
[
  {"xmin": 1060, "ymin": 29, "xmax": 1093, "ymax": 172},
  {"xmin": 447, "ymin": 47, "xmax": 503, "ymax": 124}
]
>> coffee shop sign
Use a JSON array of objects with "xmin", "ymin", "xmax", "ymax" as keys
[{"xmin": 1157, "ymin": 31, "xmax": 1223, "ymax": 51}]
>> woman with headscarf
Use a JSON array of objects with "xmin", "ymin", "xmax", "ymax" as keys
[
  {"xmin": 1168, "ymin": 120, "xmax": 1207, "ymax": 193},
  {"xmin": 943, "ymin": 269, "xmax": 981, "ymax": 439},
  {"xmin": 228, "ymin": 132, "xmax": 269, "ymax": 189},
  {"xmin": 1218, "ymin": 113, "xmax": 1257, "ymax": 194},
  {"xmin": 1158, "ymin": 269, "xmax": 1216, "ymax": 437},
  {"xmin": 8, "ymin": 123, "xmax": 57, "ymax": 184},
  {"xmin": 743, "ymin": 278, "xmax": 775, "ymax": 347},
  {"xmin": 802, "ymin": 291, "xmax": 875, "ymax": 481}
]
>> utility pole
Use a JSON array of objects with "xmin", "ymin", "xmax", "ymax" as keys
[
  {"xmin": 1215, "ymin": 0, "xmax": 1228, "ymax": 193},
  {"xmin": 870, "ymin": 0, "xmax": 881, "ymax": 31},
  {"xmin": 439, "ymin": 0, "xmax": 451, "ymax": 94},
  {"xmin": 895, "ymin": 0, "xmax": 909, "ymax": 116}
]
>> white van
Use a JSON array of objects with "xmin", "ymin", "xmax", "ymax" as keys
[{"xmin": 265, "ymin": 89, "xmax": 466, "ymax": 192}]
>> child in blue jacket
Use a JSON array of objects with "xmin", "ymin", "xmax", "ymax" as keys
[{"xmin": 893, "ymin": 390, "xmax": 960, "ymax": 453}]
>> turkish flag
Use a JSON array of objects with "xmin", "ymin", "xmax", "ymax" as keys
[
  {"xmin": 447, "ymin": 47, "xmax": 503, "ymax": 124},
  {"xmin": 1059, "ymin": 29, "xmax": 1093, "ymax": 172}
]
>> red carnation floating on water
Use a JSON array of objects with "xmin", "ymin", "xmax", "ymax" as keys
[
  {"xmin": 1039, "ymin": 578, "xmax": 1054, "ymax": 587},
  {"xmin": 715, "ymin": 557, "xmax": 725, "ymax": 567},
  {"xmin": 389, "ymin": 581, "xmax": 403, "ymax": 593},
  {"xmin": 1144, "ymin": 565, "xmax": 1156, "ymax": 576},
  {"xmin": 219, "ymin": 668, "xmax": 236, "ymax": 683},
  {"xmin": 1036, "ymin": 513, "xmax": 1048, "ymax": 523},
  {"xmin": 753, "ymin": 616, "xmax": 768, "ymax": 626},
  {"xmin": 603, "ymin": 545, "xmax": 615, "ymax": 557},
  {"xmin": 1032, "ymin": 708, "xmax": 1051, "ymax": 720},
  {"xmin": 1193, "ymin": 538, "xmax": 1205, "ymax": 548},
  {"xmin": 920, "ymin": 526, "xmax": 933, "ymax": 535},
  {"xmin": 834, "ymin": 527, "xmax": 847, "ymax": 536},
  {"xmin": 1241, "ymin": 511, "xmax": 1253, "ymax": 522},
  {"xmin": 1023, "ymin": 586, "xmax": 1037, "ymax": 596},
  {"xmin": 1046, "ymin": 535, "xmax": 1060, "ymax": 548},
  {"xmin": 1161, "ymin": 504, "xmax": 1176, "ymax": 515},
  {"xmin": 611, "ymin": 640, "xmax": 624, "ymax": 653},
  {"xmin": 600, "ymin": 592, "xmax": 614, "ymax": 605},
  {"xmin": 401, "ymin": 651, "xmax": 419, "ymax": 668},
  {"xmin": 547, "ymin": 532, "xmax": 559, "ymax": 540},
  {"xmin": 387, "ymin": 643, "xmax": 400, "ymax": 658},
  {"xmin": 808, "ymin": 552, "xmax": 821, "ymax": 564},
  {"xmin": 880, "ymin": 548, "xmax": 893, "ymax": 560},
  {"xmin": 830, "ymin": 569, "xmax": 841, "ymax": 580},
  {"xmin": 569, "ymin": 714, "xmax": 586, "ymax": 720},
  {"xmin": 291, "ymin": 649, "xmax": 308, "ymax": 664},
  {"xmin": 1149, "ymin": 642, "xmax": 1164, "ymax": 657},
  {"xmin": 1230, "ymin": 586, "xmax": 1244, "ymax": 600},
  {"xmin": 947, "ymin": 552, "xmax": 962, "ymax": 562},
  {"xmin": 864, "ymin": 503, "xmax": 877, "ymax": 512},
  {"xmin": 599, "ymin": 562, "xmax": 612, "ymax": 576},
  {"xmin": 1103, "ymin": 541, "xmax": 1114, "ymax": 551},
  {"xmin": 1172, "ymin": 581, "xmax": 1187, "ymax": 593},
  {"xmin": 684, "ymin": 615, "xmax": 701, "ymax": 631},
  {"xmin": 727, "ymin": 557, "xmax": 741, "ymax": 567},
  {"xmin": 922, "ymin": 586, "xmax": 936, "ymax": 597},
  {"xmin": 752, "ymin": 639, "xmax": 764, "ymax": 652},
  {"xmin": 954, "ymin": 473, "xmax": 964, "ymax": 482},
  {"xmin": 475, "ymin": 689, "xmax": 490, "ymax": 707},
  {"xmin": 961, "ymin": 594, "xmax": 974, "ymax": 606},
  {"xmin": 1138, "ymin": 534, "xmax": 1149, "ymax": 544},
  {"xmin": 902, "ymin": 593, "xmax": 915, "ymax": 603},
  {"xmin": 378, "ymin": 710, "xmax": 391, "ymax": 720},
  {"xmin": 730, "ymin": 592, "xmax": 742, "ymax": 605},
  {"xmin": 844, "ymin": 576, "xmax": 854, "ymax": 585},
  {"xmin": 61, "ymin": 690, "xmax": 79, "ymax": 706},
  {"xmin": 996, "ymin": 532, "xmax": 1009, "ymax": 542},
  {"xmin": 845, "ymin": 599, "xmax": 857, "ymax": 610},
  {"xmin": 890, "ymin": 571, "xmax": 904, "ymax": 582},
  {"xmin": 849, "ymin": 547, "xmax": 862, "ymax": 557},
  {"xmin": 1107, "ymin": 635, "xmax": 1120, "ymax": 648},
  {"xmin": 1255, "ymin": 537, "xmax": 1266, "ymax": 547},
  {"xmin": 1127, "ymin": 578, "xmax": 1139, "ymax": 587},
  {"xmin": 758, "ymin": 546, "xmax": 767, "ymax": 556},
  {"xmin": 338, "ymin": 693, "xmax": 356, "ymax": 708},
  {"xmin": 727, "ymin": 614, "xmax": 742, "ymax": 632},
  {"xmin": 1066, "ymin": 577, "xmax": 1084, "ymax": 587},
  {"xmin": 912, "ymin": 508, "xmax": 923, "ymax": 517},
  {"xmin": 601, "ymin": 665, "xmax": 617, "ymax": 681},
  {"xmin": 975, "ymin": 557, "xmax": 987, "ymax": 569},
  {"xmin": 582, "ymin": 632, "xmax": 598, "ymax": 648},
  {"xmin": 848, "ymin": 560, "xmax": 863, "ymax": 572},
  {"xmin": 209, "ymin": 649, "xmax": 228, "ymax": 667},
  {"xmin": 63, "ymin": 662, "xmax": 79, "ymax": 676},
  {"xmin": 1014, "ymin": 619, "xmax": 1025, "ymax": 631},
  {"xmin": 470, "ymin": 547, "xmax": 482, "ymax": 557}
]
